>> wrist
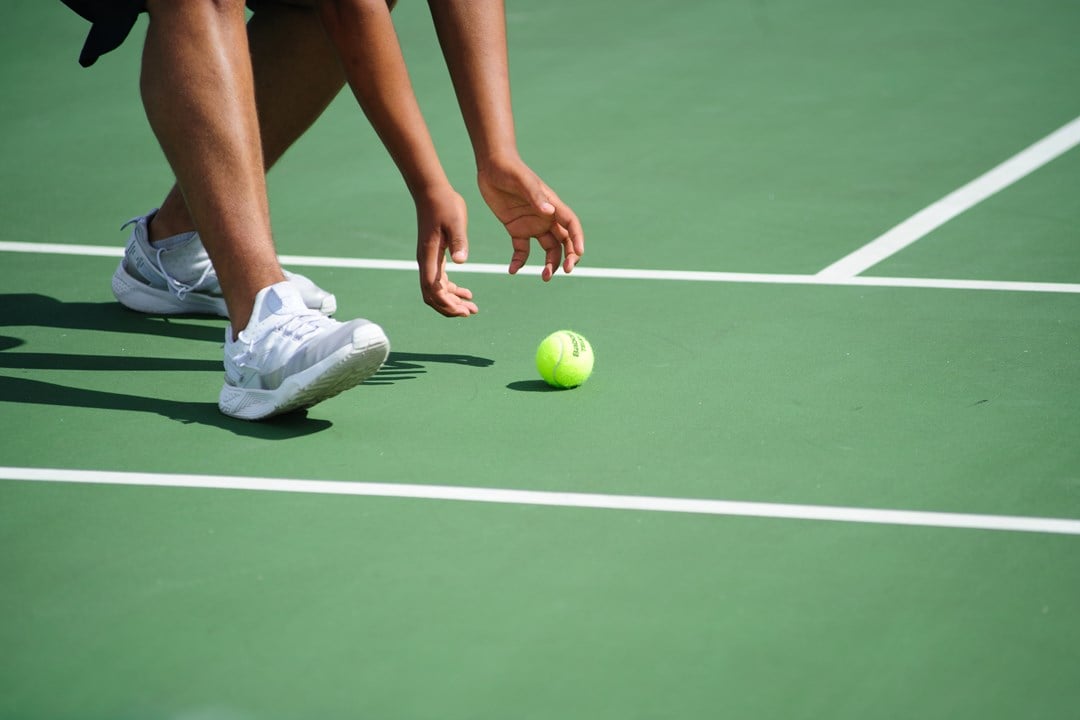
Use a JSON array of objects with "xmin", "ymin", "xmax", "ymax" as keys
[
  {"xmin": 410, "ymin": 179, "xmax": 460, "ymax": 206},
  {"xmin": 475, "ymin": 147, "xmax": 521, "ymax": 175},
  {"xmin": 405, "ymin": 172, "xmax": 454, "ymax": 201}
]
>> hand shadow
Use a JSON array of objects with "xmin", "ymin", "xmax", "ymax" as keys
[{"xmin": 367, "ymin": 351, "xmax": 494, "ymax": 386}]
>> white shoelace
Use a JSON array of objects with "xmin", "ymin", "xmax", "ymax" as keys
[
  {"xmin": 155, "ymin": 246, "xmax": 214, "ymax": 301},
  {"xmin": 273, "ymin": 312, "xmax": 330, "ymax": 342},
  {"xmin": 235, "ymin": 310, "xmax": 330, "ymax": 356},
  {"xmin": 122, "ymin": 214, "xmax": 216, "ymax": 299},
  {"xmin": 229, "ymin": 310, "xmax": 334, "ymax": 383}
]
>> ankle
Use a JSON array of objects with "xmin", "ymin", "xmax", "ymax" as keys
[
  {"xmin": 148, "ymin": 199, "xmax": 195, "ymax": 245},
  {"xmin": 227, "ymin": 277, "xmax": 287, "ymax": 338}
]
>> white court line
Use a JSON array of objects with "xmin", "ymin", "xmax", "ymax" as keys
[
  {"xmin": 2, "ymin": 241, "xmax": 1079, "ymax": 294},
  {"xmin": 2, "ymin": 467, "xmax": 1079, "ymax": 536},
  {"xmin": 0, "ymin": 241, "xmax": 123, "ymax": 258},
  {"xmin": 817, "ymin": 115, "xmax": 1080, "ymax": 279}
]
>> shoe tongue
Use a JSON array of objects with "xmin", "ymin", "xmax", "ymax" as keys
[
  {"xmin": 255, "ymin": 281, "xmax": 306, "ymax": 322},
  {"xmin": 152, "ymin": 230, "xmax": 221, "ymax": 293}
]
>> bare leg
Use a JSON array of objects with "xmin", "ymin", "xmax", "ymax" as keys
[
  {"xmin": 149, "ymin": 2, "xmax": 346, "ymax": 245},
  {"xmin": 141, "ymin": 0, "xmax": 285, "ymax": 333}
]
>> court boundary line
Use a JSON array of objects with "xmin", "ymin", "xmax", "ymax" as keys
[
  {"xmin": 2, "ymin": 467, "xmax": 1079, "ymax": 536},
  {"xmin": 1, "ymin": 242, "xmax": 1078, "ymax": 295},
  {"xmin": 816, "ymin": 115, "xmax": 1080, "ymax": 278}
]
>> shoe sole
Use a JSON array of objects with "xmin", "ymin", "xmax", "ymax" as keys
[
  {"xmin": 112, "ymin": 260, "xmax": 228, "ymax": 316},
  {"xmin": 218, "ymin": 324, "xmax": 390, "ymax": 420}
]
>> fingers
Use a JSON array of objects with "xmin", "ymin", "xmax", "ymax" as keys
[
  {"xmin": 512, "ymin": 224, "xmax": 582, "ymax": 279},
  {"xmin": 535, "ymin": 184, "xmax": 584, "ymax": 272},
  {"xmin": 541, "ymin": 235, "xmax": 561, "ymax": 282},
  {"xmin": 427, "ymin": 283, "xmax": 479, "ymax": 317},
  {"xmin": 508, "ymin": 235, "xmax": 530, "ymax": 275},
  {"xmin": 446, "ymin": 278, "xmax": 473, "ymax": 301},
  {"xmin": 418, "ymin": 232, "xmax": 477, "ymax": 318},
  {"xmin": 548, "ymin": 222, "xmax": 580, "ymax": 273},
  {"xmin": 484, "ymin": 167, "xmax": 583, "ymax": 280},
  {"xmin": 552, "ymin": 200, "xmax": 585, "ymax": 259},
  {"xmin": 446, "ymin": 203, "xmax": 469, "ymax": 264},
  {"xmin": 422, "ymin": 270, "xmax": 478, "ymax": 317}
]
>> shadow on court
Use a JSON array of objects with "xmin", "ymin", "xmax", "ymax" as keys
[
  {"xmin": 0, "ymin": 347, "xmax": 496, "ymax": 436},
  {"xmin": 0, "ymin": 374, "xmax": 331, "ymax": 438},
  {"xmin": 0, "ymin": 336, "xmax": 220, "ymax": 373},
  {"xmin": 0, "ymin": 293, "xmax": 308, "ymax": 437},
  {"xmin": 0, "ymin": 293, "xmax": 224, "ymax": 342},
  {"xmin": 506, "ymin": 380, "xmax": 561, "ymax": 392},
  {"xmin": 368, "ymin": 351, "xmax": 494, "ymax": 385},
  {"xmin": 0, "ymin": 294, "xmax": 497, "ymax": 435}
]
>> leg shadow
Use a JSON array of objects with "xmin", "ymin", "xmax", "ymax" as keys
[
  {"xmin": 0, "ymin": 295, "xmax": 333, "ymax": 435},
  {"xmin": 1, "ymin": 293, "xmax": 223, "ymax": 342},
  {"xmin": 0, "ymin": 374, "xmax": 330, "ymax": 438},
  {"xmin": 0, "ymin": 340, "xmax": 220, "ymax": 373},
  {"xmin": 0, "ymin": 294, "xmax": 495, "ymax": 432}
]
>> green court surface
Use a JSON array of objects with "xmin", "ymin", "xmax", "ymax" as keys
[{"xmin": 2, "ymin": 1, "xmax": 1079, "ymax": 718}]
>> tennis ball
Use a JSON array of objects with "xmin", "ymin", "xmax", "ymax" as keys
[{"xmin": 536, "ymin": 330, "xmax": 594, "ymax": 388}]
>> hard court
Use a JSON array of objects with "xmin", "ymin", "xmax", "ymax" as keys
[{"xmin": 1, "ymin": 1, "xmax": 1078, "ymax": 718}]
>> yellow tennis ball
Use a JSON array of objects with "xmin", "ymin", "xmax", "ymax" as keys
[{"xmin": 536, "ymin": 330, "xmax": 594, "ymax": 388}]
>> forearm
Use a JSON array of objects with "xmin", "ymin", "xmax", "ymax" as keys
[
  {"xmin": 426, "ymin": 0, "xmax": 518, "ymax": 166},
  {"xmin": 317, "ymin": 0, "xmax": 449, "ymax": 197}
]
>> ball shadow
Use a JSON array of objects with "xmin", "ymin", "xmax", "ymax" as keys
[{"xmin": 506, "ymin": 380, "xmax": 562, "ymax": 393}]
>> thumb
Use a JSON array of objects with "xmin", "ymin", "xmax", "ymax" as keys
[
  {"xmin": 446, "ymin": 217, "xmax": 469, "ymax": 264},
  {"xmin": 530, "ymin": 185, "xmax": 555, "ymax": 216}
]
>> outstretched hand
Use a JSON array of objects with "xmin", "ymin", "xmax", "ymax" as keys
[
  {"xmin": 477, "ymin": 158, "xmax": 584, "ymax": 281},
  {"xmin": 415, "ymin": 186, "xmax": 479, "ymax": 317}
]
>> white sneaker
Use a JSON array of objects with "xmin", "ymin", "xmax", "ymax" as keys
[
  {"xmin": 219, "ymin": 282, "xmax": 389, "ymax": 420},
  {"xmin": 111, "ymin": 210, "xmax": 337, "ymax": 317}
]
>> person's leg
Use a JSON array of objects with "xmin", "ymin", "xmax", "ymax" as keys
[
  {"xmin": 140, "ymin": 0, "xmax": 281, "ymax": 333},
  {"xmin": 148, "ymin": 1, "xmax": 346, "ymax": 243},
  {"xmin": 138, "ymin": 0, "xmax": 389, "ymax": 420}
]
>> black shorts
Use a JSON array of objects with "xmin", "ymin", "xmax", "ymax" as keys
[
  {"xmin": 61, "ymin": 0, "xmax": 145, "ymax": 67},
  {"xmin": 60, "ymin": 0, "xmax": 260, "ymax": 68}
]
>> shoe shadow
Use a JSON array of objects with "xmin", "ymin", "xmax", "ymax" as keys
[
  {"xmin": 0, "ymin": 374, "xmax": 330, "ymax": 438},
  {"xmin": 0, "ymin": 293, "xmax": 327, "ymax": 437},
  {"xmin": 0, "ymin": 294, "xmax": 497, "ymax": 434}
]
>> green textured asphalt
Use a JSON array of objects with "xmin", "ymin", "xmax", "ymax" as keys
[
  {"xmin": 2, "ymin": 0, "xmax": 1080, "ymax": 718},
  {"xmin": 872, "ymin": 147, "xmax": 1080, "ymax": 283},
  {"xmin": 3, "ymin": 481, "xmax": 1079, "ymax": 720},
  {"xmin": 1, "ymin": 252, "xmax": 1078, "ymax": 516}
]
